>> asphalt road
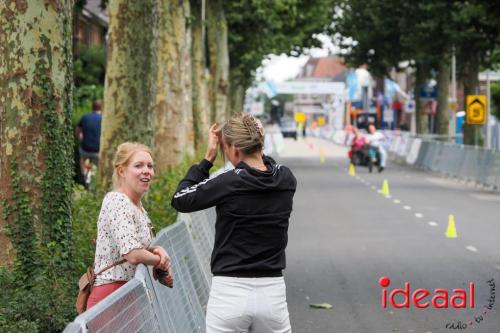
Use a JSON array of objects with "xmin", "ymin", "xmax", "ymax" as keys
[{"xmin": 278, "ymin": 137, "xmax": 500, "ymax": 333}]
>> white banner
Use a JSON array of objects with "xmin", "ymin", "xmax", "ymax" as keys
[{"xmin": 275, "ymin": 81, "xmax": 345, "ymax": 95}]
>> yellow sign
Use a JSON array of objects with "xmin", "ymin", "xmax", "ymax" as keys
[
  {"xmin": 448, "ymin": 102, "xmax": 458, "ymax": 111},
  {"xmin": 317, "ymin": 116, "xmax": 325, "ymax": 126},
  {"xmin": 294, "ymin": 112, "xmax": 306, "ymax": 124},
  {"xmin": 466, "ymin": 95, "xmax": 486, "ymax": 125}
]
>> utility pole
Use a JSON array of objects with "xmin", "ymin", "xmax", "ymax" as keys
[
  {"xmin": 450, "ymin": 48, "xmax": 457, "ymax": 142},
  {"xmin": 486, "ymin": 69, "xmax": 491, "ymax": 149}
]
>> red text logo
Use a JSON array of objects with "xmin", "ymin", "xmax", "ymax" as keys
[{"xmin": 379, "ymin": 276, "xmax": 475, "ymax": 309}]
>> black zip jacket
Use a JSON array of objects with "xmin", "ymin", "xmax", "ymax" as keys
[{"xmin": 171, "ymin": 155, "xmax": 296, "ymax": 277}]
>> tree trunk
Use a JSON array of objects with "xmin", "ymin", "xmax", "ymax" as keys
[
  {"xmin": 100, "ymin": 0, "xmax": 158, "ymax": 188},
  {"xmin": 182, "ymin": 2, "xmax": 195, "ymax": 159},
  {"xmin": 0, "ymin": 0, "xmax": 74, "ymax": 273},
  {"xmin": 230, "ymin": 78, "xmax": 246, "ymax": 115},
  {"xmin": 435, "ymin": 56, "xmax": 450, "ymax": 137},
  {"xmin": 190, "ymin": 0, "xmax": 209, "ymax": 149},
  {"xmin": 462, "ymin": 52, "xmax": 483, "ymax": 146},
  {"xmin": 153, "ymin": 0, "xmax": 194, "ymax": 172},
  {"xmin": 207, "ymin": 0, "xmax": 229, "ymax": 124},
  {"xmin": 415, "ymin": 63, "xmax": 429, "ymax": 135}
]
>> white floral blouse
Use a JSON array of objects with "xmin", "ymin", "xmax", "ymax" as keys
[{"xmin": 94, "ymin": 191, "xmax": 153, "ymax": 286}]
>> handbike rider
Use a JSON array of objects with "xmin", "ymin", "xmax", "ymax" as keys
[{"xmin": 365, "ymin": 123, "xmax": 387, "ymax": 173}]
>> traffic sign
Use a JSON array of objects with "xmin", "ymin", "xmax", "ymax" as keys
[
  {"xmin": 294, "ymin": 112, "xmax": 306, "ymax": 124},
  {"xmin": 317, "ymin": 116, "xmax": 325, "ymax": 126},
  {"xmin": 405, "ymin": 98, "xmax": 415, "ymax": 113},
  {"xmin": 466, "ymin": 95, "xmax": 486, "ymax": 125}
]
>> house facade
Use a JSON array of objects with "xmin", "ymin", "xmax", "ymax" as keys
[{"xmin": 74, "ymin": 0, "xmax": 108, "ymax": 54}]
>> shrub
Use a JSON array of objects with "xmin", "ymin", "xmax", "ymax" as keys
[{"xmin": 0, "ymin": 149, "xmax": 218, "ymax": 331}]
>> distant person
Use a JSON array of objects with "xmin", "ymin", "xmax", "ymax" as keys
[
  {"xmin": 76, "ymin": 100, "xmax": 102, "ymax": 176},
  {"xmin": 344, "ymin": 124, "xmax": 354, "ymax": 145},
  {"xmin": 87, "ymin": 142, "xmax": 173, "ymax": 310},
  {"xmin": 172, "ymin": 114, "xmax": 297, "ymax": 333},
  {"xmin": 349, "ymin": 127, "xmax": 367, "ymax": 164},
  {"xmin": 365, "ymin": 123, "xmax": 387, "ymax": 172}
]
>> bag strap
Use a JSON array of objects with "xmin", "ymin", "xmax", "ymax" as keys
[
  {"xmin": 93, "ymin": 242, "xmax": 157, "ymax": 277},
  {"xmin": 95, "ymin": 258, "xmax": 127, "ymax": 276}
]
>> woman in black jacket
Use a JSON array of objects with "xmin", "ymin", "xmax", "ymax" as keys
[{"xmin": 172, "ymin": 113, "xmax": 296, "ymax": 333}]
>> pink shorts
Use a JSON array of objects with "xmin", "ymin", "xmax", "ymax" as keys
[{"xmin": 86, "ymin": 281, "xmax": 127, "ymax": 310}]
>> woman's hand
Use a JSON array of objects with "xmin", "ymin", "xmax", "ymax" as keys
[
  {"xmin": 151, "ymin": 246, "xmax": 174, "ymax": 287},
  {"xmin": 151, "ymin": 246, "xmax": 171, "ymax": 271},
  {"xmin": 204, "ymin": 123, "xmax": 221, "ymax": 163}
]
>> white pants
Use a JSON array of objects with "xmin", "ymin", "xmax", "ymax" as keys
[
  {"xmin": 377, "ymin": 146, "xmax": 387, "ymax": 167},
  {"xmin": 206, "ymin": 276, "xmax": 291, "ymax": 333},
  {"xmin": 370, "ymin": 141, "xmax": 387, "ymax": 167}
]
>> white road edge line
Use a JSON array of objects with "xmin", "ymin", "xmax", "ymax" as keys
[
  {"xmin": 415, "ymin": 213, "xmax": 424, "ymax": 218},
  {"xmin": 428, "ymin": 221, "xmax": 438, "ymax": 227},
  {"xmin": 393, "ymin": 199, "xmax": 401, "ymax": 204},
  {"xmin": 403, "ymin": 205, "xmax": 411, "ymax": 210}
]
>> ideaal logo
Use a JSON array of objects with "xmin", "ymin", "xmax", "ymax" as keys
[
  {"xmin": 378, "ymin": 276, "xmax": 496, "ymax": 330},
  {"xmin": 378, "ymin": 276, "xmax": 475, "ymax": 309}
]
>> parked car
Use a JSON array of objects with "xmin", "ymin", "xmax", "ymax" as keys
[{"xmin": 280, "ymin": 118, "xmax": 297, "ymax": 140}]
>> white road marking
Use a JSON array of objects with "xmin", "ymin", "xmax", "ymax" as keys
[
  {"xmin": 415, "ymin": 213, "xmax": 423, "ymax": 218},
  {"xmin": 403, "ymin": 205, "xmax": 411, "ymax": 210},
  {"xmin": 465, "ymin": 245, "xmax": 478, "ymax": 253},
  {"xmin": 393, "ymin": 199, "xmax": 401, "ymax": 204},
  {"xmin": 428, "ymin": 221, "xmax": 438, "ymax": 227}
]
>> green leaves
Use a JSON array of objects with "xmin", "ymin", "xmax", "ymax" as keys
[
  {"xmin": 332, "ymin": 0, "xmax": 500, "ymax": 76},
  {"xmin": 74, "ymin": 44, "xmax": 106, "ymax": 87},
  {"xmin": 226, "ymin": 0, "xmax": 335, "ymax": 87}
]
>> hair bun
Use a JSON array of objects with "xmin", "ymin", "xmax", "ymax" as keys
[
  {"xmin": 221, "ymin": 113, "xmax": 265, "ymax": 155},
  {"xmin": 254, "ymin": 118, "xmax": 265, "ymax": 137},
  {"xmin": 243, "ymin": 114, "xmax": 264, "ymax": 139}
]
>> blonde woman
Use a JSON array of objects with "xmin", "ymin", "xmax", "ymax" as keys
[
  {"xmin": 87, "ymin": 142, "xmax": 173, "ymax": 310},
  {"xmin": 172, "ymin": 114, "xmax": 297, "ymax": 333}
]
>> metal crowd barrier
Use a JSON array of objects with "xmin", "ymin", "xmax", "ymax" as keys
[
  {"xmin": 63, "ymin": 208, "xmax": 216, "ymax": 333},
  {"xmin": 388, "ymin": 133, "xmax": 500, "ymax": 191},
  {"xmin": 326, "ymin": 129, "xmax": 500, "ymax": 190}
]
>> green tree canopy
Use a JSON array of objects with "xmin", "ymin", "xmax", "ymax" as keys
[
  {"xmin": 226, "ymin": 0, "xmax": 335, "ymax": 89},
  {"xmin": 74, "ymin": 44, "xmax": 106, "ymax": 87}
]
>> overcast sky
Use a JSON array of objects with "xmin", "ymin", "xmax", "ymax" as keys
[{"xmin": 258, "ymin": 34, "xmax": 339, "ymax": 83}]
